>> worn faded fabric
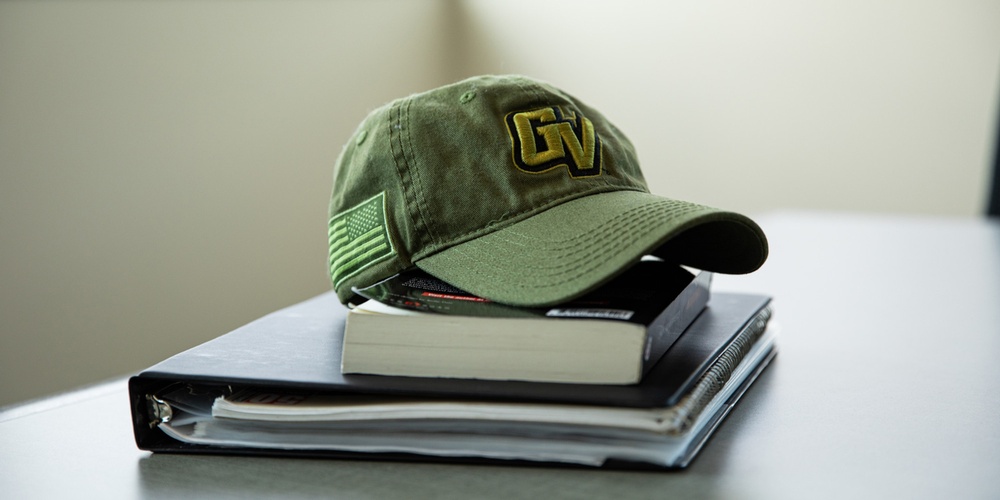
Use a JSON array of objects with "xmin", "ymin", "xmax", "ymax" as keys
[{"xmin": 328, "ymin": 75, "xmax": 767, "ymax": 306}]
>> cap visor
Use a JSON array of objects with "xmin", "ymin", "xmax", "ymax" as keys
[{"xmin": 414, "ymin": 190, "xmax": 767, "ymax": 307}]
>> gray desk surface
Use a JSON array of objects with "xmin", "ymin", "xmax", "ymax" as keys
[{"xmin": 2, "ymin": 212, "xmax": 999, "ymax": 499}]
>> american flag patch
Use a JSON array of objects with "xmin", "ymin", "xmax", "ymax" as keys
[{"xmin": 328, "ymin": 192, "xmax": 395, "ymax": 287}]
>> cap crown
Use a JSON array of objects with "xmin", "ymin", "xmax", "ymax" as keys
[{"xmin": 329, "ymin": 75, "xmax": 649, "ymax": 303}]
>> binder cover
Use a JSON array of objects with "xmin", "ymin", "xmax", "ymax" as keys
[{"xmin": 129, "ymin": 292, "xmax": 775, "ymax": 469}]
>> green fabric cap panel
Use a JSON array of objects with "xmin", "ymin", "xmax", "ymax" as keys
[{"xmin": 327, "ymin": 75, "xmax": 768, "ymax": 306}]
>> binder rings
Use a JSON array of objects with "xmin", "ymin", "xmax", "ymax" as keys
[{"xmin": 128, "ymin": 292, "xmax": 776, "ymax": 470}]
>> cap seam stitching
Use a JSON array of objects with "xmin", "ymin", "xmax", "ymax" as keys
[
  {"xmin": 389, "ymin": 98, "xmax": 434, "ymax": 255},
  {"xmin": 411, "ymin": 185, "xmax": 647, "ymax": 260},
  {"xmin": 502, "ymin": 203, "xmax": 706, "ymax": 250},
  {"xmin": 438, "ymin": 202, "xmax": 707, "ymax": 278},
  {"xmin": 402, "ymin": 96, "xmax": 440, "ymax": 246}
]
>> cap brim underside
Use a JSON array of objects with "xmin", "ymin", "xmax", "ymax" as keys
[{"xmin": 415, "ymin": 190, "xmax": 768, "ymax": 307}]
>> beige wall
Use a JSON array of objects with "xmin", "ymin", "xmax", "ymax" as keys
[
  {"xmin": 1, "ymin": 0, "xmax": 998, "ymax": 406},
  {"xmin": 0, "ymin": 0, "xmax": 462, "ymax": 406},
  {"xmin": 455, "ymin": 0, "xmax": 1000, "ymax": 216}
]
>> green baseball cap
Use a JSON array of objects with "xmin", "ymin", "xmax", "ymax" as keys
[{"xmin": 328, "ymin": 75, "xmax": 767, "ymax": 306}]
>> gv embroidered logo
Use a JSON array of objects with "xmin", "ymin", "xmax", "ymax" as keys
[{"xmin": 506, "ymin": 106, "xmax": 602, "ymax": 178}]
